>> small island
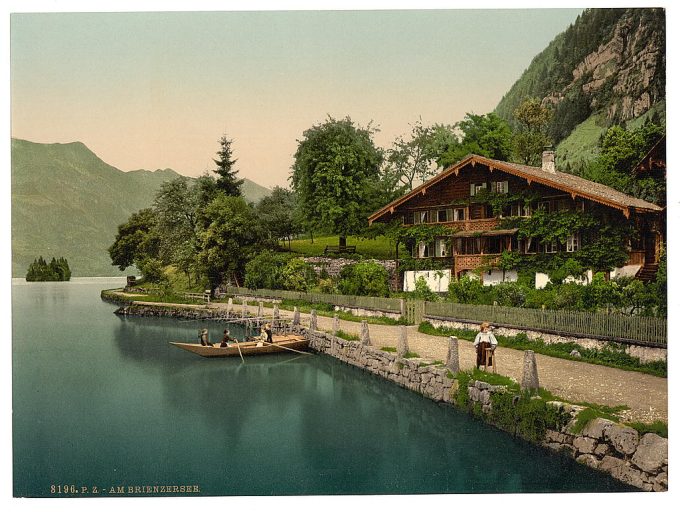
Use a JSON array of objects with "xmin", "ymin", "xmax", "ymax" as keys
[{"xmin": 25, "ymin": 256, "xmax": 72, "ymax": 281}]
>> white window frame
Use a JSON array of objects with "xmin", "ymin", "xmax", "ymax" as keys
[
  {"xmin": 538, "ymin": 200, "xmax": 551, "ymax": 212},
  {"xmin": 543, "ymin": 240, "xmax": 558, "ymax": 254},
  {"xmin": 470, "ymin": 182, "xmax": 487, "ymax": 196},
  {"xmin": 492, "ymin": 180, "xmax": 509, "ymax": 194},
  {"xmin": 437, "ymin": 208, "xmax": 453, "ymax": 223},
  {"xmin": 453, "ymin": 208, "xmax": 466, "ymax": 221},
  {"xmin": 434, "ymin": 239, "xmax": 449, "ymax": 257},
  {"xmin": 566, "ymin": 234, "xmax": 580, "ymax": 253}
]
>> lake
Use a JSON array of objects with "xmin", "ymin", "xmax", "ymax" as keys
[{"xmin": 12, "ymin": 278, "xmax": 633, "ymax": 496}]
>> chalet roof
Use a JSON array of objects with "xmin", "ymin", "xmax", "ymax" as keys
[
  {"xmin": 634, "ymin": 135, "xmax": 666, "ymax": 174},
  {"xmin": 368, "ymin": 154, "xmax": 663, "ymax": 224}
]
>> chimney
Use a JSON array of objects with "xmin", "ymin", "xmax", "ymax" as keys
[{"xmin": 542, "ymin": 147, "xmax": 556, "ymax": 173}]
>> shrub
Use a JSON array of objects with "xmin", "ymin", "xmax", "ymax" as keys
[
  {"xmin": 337, "ymin": 261, "xmax": 390, "ymax": 297},
  {"xmin": 447, "ymin": 274, "xmax": 485, "ymax": 304},
  {"xmin": 244, "ymin": 251, "xmax": 293, "ymax": 289},
  {"xmin": 492, "ymin": 281, "xmax": 526, "ymax": 307},
  {"xmin": 411, "ymin": 276, "xmax": 439, "ymax": 301},
  {"xmin": 138, "ymin": 257, "xmax": 166, "ymax": 284},
  {"xmin": 281, "ymin": 258, "xmax": 317, "ymax": 292}
]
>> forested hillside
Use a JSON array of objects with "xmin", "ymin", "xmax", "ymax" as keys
[
  {"xmin": 495, "ymin": 8, "xmax": 665, "ymax": 172},
  {"xmin": 11, "ymin": 139, "xmax": 270, "ymax": 276}
]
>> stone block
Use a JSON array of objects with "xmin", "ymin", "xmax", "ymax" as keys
[
  {"xmin": 573, "ymin": 436, "xmax": 597, "ymax": 454},
  {"xmin": 594, "ymin": 443, "xmax": 610, "ymax": 457},
  {"xmin": 607, "ymin": 425, "xmax": 640, "ymax": 456},
  {"xmin": 520, "ymin": 350, "xmax": 539, "ymax": 391},
  {"xmin": 576, "ymin": 454, "xmax": 600, "ymax": 469},
  {"xmin": 652, "ymin": 471, "xmax": 668, "ymax": 492},
  {"xmin": 599, "ymin": 456, "xmax": 647, "ymax": 489},
  {"xmin": 631, "ymin": 433, "xmax": 668, "ymax": 474},
  {"xmin": 581, "ymin": 417, "xmax": 614, "ymax": 440}
]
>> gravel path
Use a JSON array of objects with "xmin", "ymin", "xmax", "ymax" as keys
[{"xmin": 182, "ymin": 300, "xmax": 668, "ymax": 423}]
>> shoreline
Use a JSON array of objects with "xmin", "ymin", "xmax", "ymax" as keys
[{"xmin": 100, "ymin": 288, "xmax": 668, "ymax": 491}]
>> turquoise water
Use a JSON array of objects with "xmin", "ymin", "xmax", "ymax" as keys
[{"xmin": 12, "ymin": 279, "xmax": 633, "ymax": 496}]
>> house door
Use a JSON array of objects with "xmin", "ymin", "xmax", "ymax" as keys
[{"xmin": 644, "ymin": 233, "xmax": 658, "ymax": 264}]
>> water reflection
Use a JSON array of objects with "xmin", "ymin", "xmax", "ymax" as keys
[{"xmin": 12, "ymin": 282, "xmax": 635, "ymax": 496}]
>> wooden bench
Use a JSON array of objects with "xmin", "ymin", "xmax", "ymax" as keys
[{"xmin": 324, "ymin": 245, "xmax": 357, "ymax": 255}]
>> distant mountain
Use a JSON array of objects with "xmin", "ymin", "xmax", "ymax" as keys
[
  {"xmin": 495, "ymin": 8, "xmax": 665, "ymax": 172},
  {"xmin": 11, "ymin": 139, "xmax": 271, "ymax": 277}
]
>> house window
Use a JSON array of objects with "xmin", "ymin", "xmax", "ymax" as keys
[
  {"xmin": 566, "ymin": 234, "xmax": 580, "ymax": 252},
  {"xmin": 542, "ymin": 240, "xmax": 558, "ymax": 254},
  {"xmin": 453, "ymin": 208, "xmax": 466, "ymax": 221},
  {"xmin": 470, "ymin": 182, "xmax": 487, "ymax": 196},
  {"xmin": 403, "ymin": 212, "xmax": 414, "ymax": 225},
  {"xmin": 538, "ymin": 201, "xmax": 551, "ymax": 212},
  {"xmin": 492, "ymin": 180, "xmax": 509, "ymax": 194},
  {"xmin": 438, "ymin": 209, "xmax": 453, "ymax": 222},
  {"xmin": 434, "ymin": 239, "xmax": 449, "ymax": 257},
  {"xmin": 524, "ymin": 238, "xmax": 536, "ymax": 254},
  {"xmin": 557, "ymin": 198, "xmax": 570, "ymax": 211},
  {"xmin": 510, "ymin": 203, "xmax": 522, "ymax": 217},
  {"xmin": 413, "ymin": 242, "xmax": 435, "ymax": 258},
  {"xmin": 522, "ymin": 204, "xmax": 533, "ymax": 217},
  {"xmin": 414, "ymin": 211, "xmax": 429, "ymax": 224}
]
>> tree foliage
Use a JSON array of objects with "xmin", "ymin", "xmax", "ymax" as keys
[
  {"xmin": 108, "ymin": 208, "xmax": 160, "ymax": 271},
  {"xmin": 26, "ymin": 256, "xmax": 71, "ymax": 281},
  {"xmin": 385, "ymin": 119, "xmax": 456, "ymax": 190},
  {"xmin": 512, "ymin": 98, "xmax": 553, "ymax": 165},
  {"xmin": 256, "ymin": 187, "xmax": 301, "ymax": 247},
  {"xmin": 197, "ymin": 194, "xmax": 265, "ymax": 292},
  {"xmin": 437, "ymin": 113, "xmax": 513, "ymax": 168},
  {"xmin": 580, "ymin": 122, "xmax": 665, "ymax": 204},
  {"xmin": 291, "ymin": 116, "xmax": 384, "ymax": 245}
]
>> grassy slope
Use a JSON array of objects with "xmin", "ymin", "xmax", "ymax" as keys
[
  {"xmin": 555, "ymin": 113, "xmax": 608, "ymax": 172},
  {"xmin": 284, "ymin": 235, "xmax": 394, "ymax": 260}
]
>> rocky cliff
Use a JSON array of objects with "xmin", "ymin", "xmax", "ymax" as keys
[{"xmin": 496, "ymin": 8, "xmax": 665, "ymax": 147}]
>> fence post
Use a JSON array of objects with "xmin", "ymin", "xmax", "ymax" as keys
[
  {"xmin": 361, "ymin": 320, "xmax": 371, "ymax": 346},
  {"xmin": 310, "ymin": 310, "xmax": 318, "ymax": 331},
  {"xmin": 332, "ymin": 314, "xmax": 339, "ymax": 336},
  {"xmin": 227, "ymin": 297, "xmax": 233, "ymax": 315},
  {"xmin": 257, "ymin": 301, "xmax": 263, "ymax": 319},
  {"xmin": 397, "ymin": 326, "xmax": 409, "ymax": 358},
  {"xmin": 521, "ymin": 350, "xmax": 540, "ymax": 391},
  {"xmin": 446, "ymin": 336, "xmax": 460, "ymax": 374},
  {"xmin": 273, "ymin": 304, "xmax": 280, "ymax": 320},
  {"xmin": 241, "ymin": 299, "xmax": 247, "ymax": 319},
  {"xmin": 293, "ymin": 307, "xmax": 300, "ymax": 326}
]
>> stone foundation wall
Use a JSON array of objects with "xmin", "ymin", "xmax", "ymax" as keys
[
  {"xmin": 426, "ymin": 316, "xmax": 667, "ymax": 364},
  {"xmin": 333, "ymin": 305, "xmax": 403, "ymax": 320},
  {"xmin": 466, "ymin": 380, "xmax": 668, "ymax": 491},
  {"xmin": 302, "ymin": 327, "xmax": 455, "ymax": 403}
]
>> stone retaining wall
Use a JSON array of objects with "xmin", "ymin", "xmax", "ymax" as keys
[
  {"xmin": 303, "ymin": 257, "xmax": 396, "ymax": 278},
  {"xmin": 302, "ymin": 327, "xmax": 455, "ymax": 404},
  {"xmin": 426, "ymin": 316, "xmax": 667, "ymax": 364},
  {"xmin": 466, "ymin": 380, "xmax": 668, "ymax": 491}
]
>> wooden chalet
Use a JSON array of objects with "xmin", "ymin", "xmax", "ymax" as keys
[{"xmin": 368, "ymin": 151, "xmax": 664, "ymax": 285}]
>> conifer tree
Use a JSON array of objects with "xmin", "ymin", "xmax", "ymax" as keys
[{"xmin": 212, "ymin": 135, "xmax": 244, "ymax": 196}]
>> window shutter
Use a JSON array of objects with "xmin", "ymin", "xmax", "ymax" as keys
[{"xmin": 470, "ymin": 183, "xmax": 476, "ymax": 196}]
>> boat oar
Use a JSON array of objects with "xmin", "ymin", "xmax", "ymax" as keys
[
  {"xmin": 260, "ymin": 340, "xmax": 311, "ymax": 356},
  {"xmin": 234, "ymin": 340, "xmax": 245, "ymax": 363}
]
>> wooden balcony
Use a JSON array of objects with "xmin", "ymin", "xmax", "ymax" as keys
[
  {"xmin": 454, "ymin": 254, "xmax": 500, "ymax": 276},
  {"xmin": 445, "ymin": 218, "xmax": 500, "ymax": 232}
]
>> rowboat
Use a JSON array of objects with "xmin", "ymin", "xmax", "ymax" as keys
[{"xmin": 169, "ymin": 334, "xmax": 308, "ymax": 358}]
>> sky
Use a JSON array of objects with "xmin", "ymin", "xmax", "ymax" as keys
[{"xmin": 9, "ymin": 7, "xmax": 585, "ymax": 188}]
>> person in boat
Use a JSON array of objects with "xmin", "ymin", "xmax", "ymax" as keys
[
  {"xmin": 473, "ymin": 322, "xmax": 498, "ymax": 369},
  {"xmin": 263, "ymin": 323, "xmax": 273, "ymax": 343},
  {"xmin": 199, "ymin": 328, "xmax": 211, "ymax": 347},
  {"xmin": 220, "ymin": 329, "xmax": 238, "ymax": 348}
]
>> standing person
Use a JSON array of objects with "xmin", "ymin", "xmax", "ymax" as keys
[
  {"xmin": 199, "ymin": 328, "xmax": 211, "ymax": 347},
  {"xmin": 263, "ymin": 323, "xmax": 273, "ymax": 343},
  {"xmin": 473, "ymin": 322, "xmax": 497, "ymax": 369}
]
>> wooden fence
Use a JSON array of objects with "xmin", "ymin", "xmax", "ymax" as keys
[
  {"xmin": 220, "ymin": 287, "xmax": 666, "ymax": 346},
  {"xmin": 222, "ymin": 287, "xmax": 403, "ymax": 313},
  {"xmin": 424, "ymin": 301, "xmax": 667, "ymax": 346}
]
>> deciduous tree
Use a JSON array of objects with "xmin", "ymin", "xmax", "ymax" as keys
[{"xmin": 291, "ymin": 116, "xmax": 383, "ymax": 248}]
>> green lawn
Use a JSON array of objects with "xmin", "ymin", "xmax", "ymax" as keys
[{"xmin": 283, "ymin": 235, "xmax": 395, "ymax": 259}]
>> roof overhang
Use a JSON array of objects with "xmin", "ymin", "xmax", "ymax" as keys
[{"xmin": 368, "ymin": 154, "xmax": 662, "ymax": 224}]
